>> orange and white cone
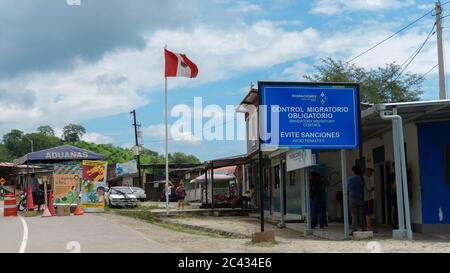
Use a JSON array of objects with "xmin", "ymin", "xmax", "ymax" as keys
[
  {"xmin": 48, "ymin": 192, "xmax": 56, "ymax": 216},
  {"xmin": 26, "ymin": 182, "xmax": 35, "ymax": 211},
  {"xmin": 74, "ymin": 199, "xmax": 84, "ymax": 216}
]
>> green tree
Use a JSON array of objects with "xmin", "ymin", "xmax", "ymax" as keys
[
  {"xmin": 37, "ymin": 125, "xmax": 55, "ymax": 137},
  {"xmin": 2, "ymin": 129, "xmax": 24, "ymax": 155},
  {"xmin": 62, "ymin": 124, "xmax": 86, "ymax": 143},
  {"xmin": 0, "ymin": 144, "xmax": 13, "ymax": 162},
  {"xmin": 304, "ymin": 58, "xmax": 424, "ymax": 103},
  {"xmin": 19, "ymin": 133, "xmax": 62, "ymax": 154},
  {"xmin": 169, "ymin": 152, "xmax": 201, "ymax": 164}
]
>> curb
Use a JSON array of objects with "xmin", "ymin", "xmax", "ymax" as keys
[
  {"xmin": 112, "ymin": 209, "xmax": 250, "ymax": 239},
  {"xmin": 159, "ymin": 218, "xmax": 249, "ymax": 239}
]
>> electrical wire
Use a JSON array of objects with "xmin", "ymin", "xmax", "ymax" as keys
[
  {"xmin": 421, "ymin": 64, "xmax": 439, "ymax": 79},
  {"xmin": 346, "ymin": 1, "xmax": 450, "ymax": 64},
  {"xmin": 391, "ymin": 22, "xmax": 437, "ymax": 83},
  {"xmin": 346, "ymin": 8, "xmax": 435, "ymax": 64}
]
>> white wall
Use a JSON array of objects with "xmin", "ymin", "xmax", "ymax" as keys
[
  {"xmin": 347, "ymin": 122, "xmax": 422, "ymax": 224},
  {"xmin": 317, "ymin": 121, "xmax": 422, "ymax": 225}
]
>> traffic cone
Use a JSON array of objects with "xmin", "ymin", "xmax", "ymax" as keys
[
  {"xmin": 24, "ymin": 182, "xmax": 37, "ymax": 217},
  {"xmin": 42, "ymin": 191, "xmax": 52, "ymax": 218},
  {"xmin": 42, "ymin": 206, "xmax": 52, "ymax": 217},
  {"xmin": 74, "ymin": 204, "xmax": 84, "ymax": 216},
  {"xmin": 26, "ymin": 182, "xmax": 34, "ymax": 210},
  {"xmin": 48, "ymin": 192, "xmax": 56, "ymax": 216}
]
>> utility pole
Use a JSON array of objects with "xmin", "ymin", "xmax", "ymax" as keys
[
  {"xmin": 436, "ymin": 0, "xmax": 447, "ymax": 100},
  {"xmin": 130, "ymin": 110, "xmax": 143, "ymax": 189}
]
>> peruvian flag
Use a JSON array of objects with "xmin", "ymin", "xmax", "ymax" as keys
[{"xmin": 164, "ymin": 49, "xmax": 199, "ymax": 78}]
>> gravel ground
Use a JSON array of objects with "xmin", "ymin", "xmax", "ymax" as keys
[{"xmin": 102, "ymin": 213, "xmax": 450, "ymax": 253}]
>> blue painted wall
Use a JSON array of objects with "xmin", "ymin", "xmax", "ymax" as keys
[{"xmin": 417, "ymin": 121, "xmax": 450, "ymax": 224}]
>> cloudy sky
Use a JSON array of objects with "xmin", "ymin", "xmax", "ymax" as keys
[{"xmin": 0, "ymin": 0, "xmax": 448, "ymax": 161}]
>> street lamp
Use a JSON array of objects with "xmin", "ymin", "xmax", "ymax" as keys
[{"xmin": 24, "ymin": 137, "xmax": 34, "ymax": 152}]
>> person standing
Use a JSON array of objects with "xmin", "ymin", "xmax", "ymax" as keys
[
  {"xmin": 29, "ymin": 173, "xmax": 40, "ymax": 210},
  {"xmin": 165, "ymin": 181, "xmax": 174, "ymax": 209},
  {"xmin": 309, "ymin": 172, "xmax": 324, "ymax": 229},
  {"xmin": 176, "ymin": 182, "xmax": 187, "ymax": 210},
  {"xmin": 318, "ymin": 173, "xmax": 329, "ymax": 228},
  {"xmin": 348, "ymin": 165, "xmax": 364, "ymax": 234},
  {"xmin": 363, "ymin": 168, "xmax": 375, "ymax": 231}
]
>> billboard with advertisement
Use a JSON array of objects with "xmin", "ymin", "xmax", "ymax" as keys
[
  {"xmin": 81, "ymin": 160, "xmax": 108, "ymax": 212},
  {"xmin": 259, "ymin": 82, "xmax": 360, "ymax": 151},
  {"xmin": 52, "ymin": 165, "xmax": 81, "ymax": 205},
  {"xmin": 115, "ymin": 160, "xmax": 138, "ymax": 177}
]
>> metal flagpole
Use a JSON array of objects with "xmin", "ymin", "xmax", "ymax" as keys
[{"xmin": 165, "ymin": 76, "xmax": 169, "ymax": 215}]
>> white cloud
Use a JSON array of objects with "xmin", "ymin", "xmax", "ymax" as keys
[
  {"xmin": 142, "ymin": 123, "xmax": 200, "ymax": 145},
  {"xmin": 311, "ymin": 0, "xmax": 415, "ymax": 15},
  {"xmin": 0, "ymin": 20, "xmax": 321, "ymax": 136},
  {"xmin": 142, "ymin": 124, "xmax": 166, "ymax": 139},
  {"xmin": 1, "ymin": 15, "xmax": 446, "ymax": 137},
  {"xmin": 418, "ymin": 4, "xmax": 435, "ymax": 11},
  {"xmin": 81, "ymin": 132, "xmax": 114, "ymax": 144},
  {"xmin": 282, "ymin": 61, "xmax": 314, "ymax": 80},
  {"xmin": 229, "ymin": 1, "xmax": 263, "ymax": 13}
]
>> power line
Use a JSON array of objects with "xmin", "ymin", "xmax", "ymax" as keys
[
  {"xmin": 346, "ymin": 8, "xmax": 435, "ymax": 64},
  {"xmin": 392, "ymin": 22, "xmax": 436, "ymax": 82},
  {"xmin": 421, "ymin": 64, "xmax": 439, "ymax": 79}
]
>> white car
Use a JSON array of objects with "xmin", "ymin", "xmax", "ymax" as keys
[
  {"xmin": 106, "ymin": 187, "xmax": 139, "ymax": 208},
  {"xmin": 131, "ymin": 187, "xmax": 147, "ymax": 202}
]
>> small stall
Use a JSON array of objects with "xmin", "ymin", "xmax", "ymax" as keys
[
  {"xmin": 190, "ymin": 168, "xmax": 237, "ymax": 205},
  {"xmin": 13, "ymin": 145, "xmax": 106, "ymax": 213},
  {"xmin": 198, "ymin": 155, "xmax": 254, "ymax": 209}
]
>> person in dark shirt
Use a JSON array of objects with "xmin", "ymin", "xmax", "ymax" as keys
[
  {"xmin": 348, "ymin": 165, "xmax": 363, "ymax": 233},
  {"xmin": 310, "ymin": 171, "xmax": 325, "ymax": 229}
]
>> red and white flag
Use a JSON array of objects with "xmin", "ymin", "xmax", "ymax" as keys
[{"xmin": 164, "ymin": 49, "xmax": 198, "ymax": 78}]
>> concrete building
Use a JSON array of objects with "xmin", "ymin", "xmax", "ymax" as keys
[{"xmin": 238, "ymin": 87, "xmax": 450, "ymax": 233}]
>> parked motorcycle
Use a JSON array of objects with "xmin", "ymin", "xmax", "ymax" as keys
[{"xmin": 17, "ymin": 190, "xmax": 51, "ymax": 211}]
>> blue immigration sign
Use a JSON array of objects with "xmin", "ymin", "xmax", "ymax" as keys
[{"xmin": 258, "ymin": 82, "xmax": 360, "ymax": 151}]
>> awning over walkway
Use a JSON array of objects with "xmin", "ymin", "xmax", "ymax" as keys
[
  {"xmin": 205, "ymin": 154, "xmax": 253, "ymax": 169},
  {"xmin": 13, "ymin": 145, "xmax": 104, "ymax": 165},
  {"xmin": 362, "ymin": 99, "xmax": 450, "ymax": 140},
  {"xmin": 190, "ymin": 170, "xmax": 236, "ymax": 184}
]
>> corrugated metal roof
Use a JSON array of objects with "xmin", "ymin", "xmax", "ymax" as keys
[
  {"xmin": 362, "ymin": 99, "xmax": 450, "ymax": 140},
  {"xmin": 0, "ymin": 162, "xmax": 45, "ymax": 169}
]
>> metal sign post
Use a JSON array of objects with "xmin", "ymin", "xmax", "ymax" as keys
[
  {"xmin": 278, "ymin": 156, "xmax": 286, "ymax": 228},
  {"xmin": 341, "ymin": 150, "xmax": 350, "ymax": 240},
  {"xmin": 377, "ymin": 105, "xmax": 413, "ymax": 240},
  {"xmin": 304, "ymin": 168, "xmax": 313, "ymax": 235}
]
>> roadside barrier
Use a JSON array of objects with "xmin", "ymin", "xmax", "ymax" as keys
[
  {"xmin": 3, "ymin": 194, "xmax": 17, "ymax": 217},
  {"xmin": 48, "ymin": 192, "xmax": 56, "ymax": 216}
]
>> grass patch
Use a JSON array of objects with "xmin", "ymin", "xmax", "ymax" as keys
[
  {"xmin": 109, "ymin": 209, "xmax": 227, "ymax": 238},
  {"xmin": 138, "ymin": 204, "xmax": 164, "ymax": 210},
  {"xmin": 246, "ymin": 241, "xmax": 280, "ymax": 248}
]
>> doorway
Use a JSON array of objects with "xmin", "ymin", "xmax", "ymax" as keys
[{"xmin": 372, "ymin": 146, "xmax": 392, "ymax": 225}]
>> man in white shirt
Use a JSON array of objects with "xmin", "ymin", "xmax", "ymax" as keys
[
  {"xmin": 165, "ymin": 181, "xmax": 174, "ymax": 209},
  {"xmin": 363, "ymin": 168, "xmax": 375, "ymax": 231}
]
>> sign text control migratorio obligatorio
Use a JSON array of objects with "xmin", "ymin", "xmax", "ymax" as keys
[{"xmin": 259, "ymin": 82, "xmax": 360, "ymax": 150}]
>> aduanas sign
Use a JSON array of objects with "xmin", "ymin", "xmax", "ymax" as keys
[
  {"xmin": 45, "ymin": 151, "xmax": 89, "ymax": 160},
  {"xmin": 18, "ymin": 145, "xmax": 104, "ymax": 164}
]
